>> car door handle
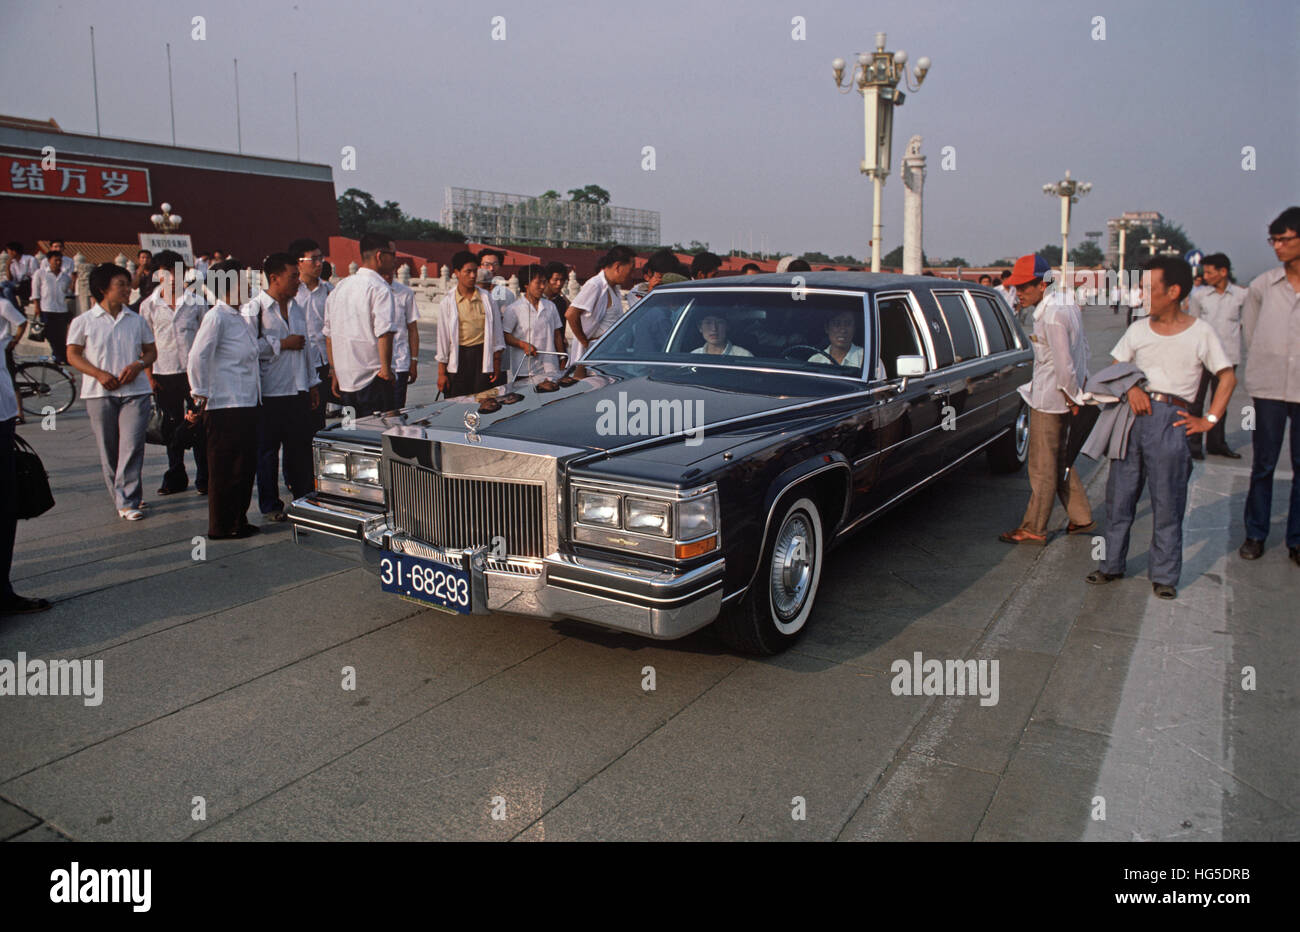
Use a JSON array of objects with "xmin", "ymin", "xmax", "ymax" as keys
[
  {"xmin": 929, "ymin": 388, "xmax": 949, "ymax": 400},
  {"xmin": 1015, "ymin": 361, "xmax": 1030, "ymax": 368}
]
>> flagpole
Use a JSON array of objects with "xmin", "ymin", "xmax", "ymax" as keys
[
  {"xmin": 90, "ymin": 27, "xmax": 101, "ymax": 135},
  {"xmin": 293, "ymin": 71, "xmax": 301, "ymax": 161},
  {"xmin": 234, "ymin": 58, "xmax": 242, "ymax": 153},
  {"xmin": 166, "ymin": 42, "xmax": 176, "ymax": 145}
]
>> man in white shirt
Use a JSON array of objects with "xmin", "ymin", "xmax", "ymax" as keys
[
  {"xmin": 690, "ymin": 313, "xmax": 754, "ymax": 357},
  {"xmin": 566, "ymin": 246, "xmax": 636, "ymax": 361},
  {"xmin": 188, "ymin": 260, "xmax": 262, "ymax": 539},
  {"xmin": 66, "ymin": 263, "xmax": 158, "ymax": 520},
  {"xmin": 1239, "ymin": 206, "xmax": 1300, "ymax": 565},
  {"xmin": 4, "ymin": 242, "xmax": 37, "ymax": 308},
  {"xmin": 324, "ymin": 233, "xmax": 398, "ymax": 415},
  {"xmin": 31, "ymin": 251, "xmax": 72, "ymax": 364},
  {"xmin": 289, "ymin": 237, "xmax": 335, "ymax": 429},
  {"xmin": 501, "ymin": 265, "xmax": 564, "ymax": 387},
  {"xmin": 1187, "ymin": 253, "xmax": 1247, "ymax": 458},
  {"xmin": 140, "ymin": 250, "xmax": 209, "ymax": 495},
  {"xmin": 246, "ymin": 252, "xmax": 318, "ymax": 522},
  {"xmin": 1, "ymin": 289, "xmax": 50, "ymax": 615},
  {"xmin": 477, "ymin": 249, "xmax": 515, "ymax": 308},
  {"xmin": 435, "ymin": 250, "xmax": 504, "ymax": 398},
  {"xmin": 995, "ymin": 271, "xmax": 1017, "ymax": 315},
  {"xmin": 384, "ymin": 269, "xmax": 420, "ymax": 409},
  {"xmin": 39, "ymin": 239, "xmax": 78, "ymax": 310},
  {"xmin": 1088, "ymin": 257, "xmax": 1235, "ymax": 598},
  {"xmin": 1000, "ymin": 254, "xmax": 1094, "ymax": 544}
]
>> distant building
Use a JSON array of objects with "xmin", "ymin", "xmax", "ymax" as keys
[
  {"xmin": 442, "ymin": 186, "xmax": 660, "ymax": 248},
  {"xmin": 0, "ymin": 114, "xmax": 337, "ymax": 262},
  {"xmin": 1106, "ymin": 211, "xmax": 1163, "ymax": 267}
]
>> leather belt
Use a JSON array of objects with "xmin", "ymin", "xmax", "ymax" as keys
[{"xmin": 1148, "ymin": 391, "xmax": 1191, "ymax": 409}]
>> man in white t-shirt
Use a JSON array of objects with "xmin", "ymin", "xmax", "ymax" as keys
[
  {"xmin": 1187, "ymin": 252, "xmax": 1247, "ymax": 459},
  {"xmin": 1087, "ymin": 257, "xmax": 1235, "ymax": 599},
  {"xmin": 385, "ymin": 270, "xmax": 420, "ymax": 409}
]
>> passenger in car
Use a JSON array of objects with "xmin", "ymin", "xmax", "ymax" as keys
[
  {"xmin": 809, "ymin": 310, "xmax": 886, "ymax": 378},
  {"xmin": 691, "ymin": 313, "xmax": 753, "ymax": 356}
]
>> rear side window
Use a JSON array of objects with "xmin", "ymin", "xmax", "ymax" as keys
[
  {"xmin": 915, "ymin": 297, "xmax": 955, "ymax": 368},
  {"xmin": 876, "ymin": 296, "xmax": 924, "ymax": 378},
  {"xmin": 934, "ymin": 292, "xmax": 980, "ymax": 363},
  {"xmin": 970, "ymin": 293, "xmax": 1010, "ymax": 353}
]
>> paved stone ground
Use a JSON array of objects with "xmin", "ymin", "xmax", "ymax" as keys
[{"xmin": 1, "ymin": 308, "xmax": 1296, "ymax": 841}]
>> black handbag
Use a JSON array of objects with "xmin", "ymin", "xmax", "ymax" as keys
[
  {"xmin": 145, "ymin": 394, "xmax": 175, "ymax": 446},
  {"xmin": 27, "ymin": 316, "xmax": 46, "ymax": 342},
  {"xmin": 13, "ymin": 433, "xmax": 55, "ymax": 519}
]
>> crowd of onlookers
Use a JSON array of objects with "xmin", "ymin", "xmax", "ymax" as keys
[{"xmin": 4, "ymin": 211, "xmax": 1299, "ymax": 614}]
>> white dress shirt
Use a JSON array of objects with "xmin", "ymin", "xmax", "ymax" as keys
[
  {"xmin": 140, "ymin": 287, "xmax": 208, "ymax": 375},
  {"xmin": 31, "ymin": 267, "xmax": 70, "ymax": 314},
  {"xmin": 1242, "ymin": 267, "xmax": 1300, "ymax": 402},
  {"xmin": 0, "ymin": 297, "xmax": 25, "ymax": 421},
  {"xmin": 5, "ymin": 254, "xmax": 36, "ymax": 283},
  {"xmin": 296, "ymin": 278, "xmax": 332, "ymax": 370},
  {"xmin": 66, "ymin": 304, "xmax": 156, "ymax": 399},
  {"xmin": 502, "ymin": 295, "xmax": 562, "ymax": 382},
  {"xmin": 1188, "ymin": 282, "xmax": 1246, "ymax": 366},
  {"xmin": 323, "ymin": 267, "xmax": 398, "ymax": 392},
  {"xmin": 434, "ymin": 287, "xmax": 505, "ymax": 374},
  {"xmin": 567, "ymin": 271, "xmax": 623, "ymax": 360},
  {"xmin": 187, "ymin": 301, "xmax": 262, "ymax": 409},
  {"xmin": 389, "ymin": 279, "xmax": 421, "ymax": 373},
  {"xmin": 1016, "ymin": 300, "xmax": 1090, "ymax": 413},
  {"xmin": 691, "ymin": 341, "xmax": 754, "ymax": 357},
  {"xmin": 244, "ymin": 290, "xmax": 318, "ymax": 397}
]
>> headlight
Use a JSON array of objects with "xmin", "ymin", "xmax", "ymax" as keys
[
  {"xmin": 318, "ymin": 450, "xmax": 347, "ymax": 479},
  {"xmin": 575, "ymin": 490, "xmax": 621, "ymax": 527},
  {"xmin": 676, "ymin": 494, "xmax": 717, "ymax": 537},
  {"xmin": 349, "ymin": 453, "xmax": 381, "ymax": 486},
  {"xmin": 625, "ymin": 498, "xmax": 671, "ymax": 537}
]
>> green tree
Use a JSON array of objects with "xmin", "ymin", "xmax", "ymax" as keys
[
  {"xmin": 1070, "ymin": 240, "xmax": 1105, "ymax": 266},
  {"xmin": 882, "ymin": 244, "xmax": 928, "ymax": 267},
  {"xmin": 1118, "ymin": 220, "xmax": 1196, "ymax": 270},
  {"xmin": 1038, "ymin": 244, "xmax": 1063, "ymax": 266},
  {"xmin": 336, "ymin": 188, "xmax": 465, "ymax": 242},
  {"xmin": 931, "ymin": 256, "xmax": 971, "ymax": 268},
  {"xmin": 539, "ymin": 190, "xmax": 560, "ymax": 199},
  {"xmin": 567, "ymin": 184, "xmax": 611, "ymax": 205}
]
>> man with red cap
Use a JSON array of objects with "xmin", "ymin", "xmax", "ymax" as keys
[{"xmin": 999, "ymin": 254, "xmax": 1095, "ymax": 544}]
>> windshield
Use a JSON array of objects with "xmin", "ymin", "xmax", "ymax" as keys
[{"xmin": 586, "ymin": 289, "xmax": 876, "ymax": 379}]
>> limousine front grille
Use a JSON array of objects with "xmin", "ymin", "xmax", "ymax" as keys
[{"xmin": 387, "ymin": 460, "xmax": 545, "ymax": 559}]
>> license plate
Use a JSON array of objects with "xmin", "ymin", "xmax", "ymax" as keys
[{"xmin": 379, "ymin": 551, "xmax": 472, "ymax": 614}]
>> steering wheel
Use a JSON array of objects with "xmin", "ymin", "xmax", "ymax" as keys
[{"xmin": 782, "ymin": 344, "xmax": 825, "ymax": 362}]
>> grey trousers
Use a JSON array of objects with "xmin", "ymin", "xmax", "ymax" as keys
[
  {"xmin": 85, "ymin": 393, "xmax": 150, "ymax": 510},
  {"xmin": 1100, "ymin": 400, "xmax": 1194, "ymax": 586}
]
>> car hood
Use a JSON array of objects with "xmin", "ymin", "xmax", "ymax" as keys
[{"xmin": 385, "ymin": 363, "xmax": 861, "ymax": 459}]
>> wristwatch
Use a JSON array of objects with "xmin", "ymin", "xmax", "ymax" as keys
[{"xmin": 1206, "ymin": 413, "xmax": 1219, "ymax": 425}]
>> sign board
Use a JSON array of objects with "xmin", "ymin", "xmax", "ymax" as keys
[
  {"xmin": 139, "ymin": 233, "xmax": 194, "ymax": 266},
  {"xmin": 1184, "ymin": 249, "xmax": 1204, "ymax": 270},
  {"xmin": 1, "ymin": 152, "xmax": 151, "ymax": 206}
]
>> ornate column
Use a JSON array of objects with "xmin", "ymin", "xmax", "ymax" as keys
[{"xmin": 901, "ymin": 135, "xmax": 926, "ymax": 276}]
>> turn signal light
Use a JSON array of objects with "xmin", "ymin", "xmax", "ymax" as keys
[{"xmin": 675, "ymin": 536, "xmax": 718, "ymax": 560}]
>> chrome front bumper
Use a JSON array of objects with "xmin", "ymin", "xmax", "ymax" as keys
[{"xmin": 288, "ymin": 495, "xmax": 725, "ymax": 640}]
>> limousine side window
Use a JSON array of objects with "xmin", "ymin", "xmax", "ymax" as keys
[
  {"xmin": 969, "ymin": 292, "xmax": 1011, "ymax": 354},
  {"xmin": 876, "ymin": 296, "xmax": 926, "ymax": 378},
  {"xmin": 934, "ymin": 292, "xmax": 980, "ymax": 364}
]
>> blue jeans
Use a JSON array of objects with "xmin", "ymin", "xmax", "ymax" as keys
[
  {"xmin": 1244, "ymin": 397, "xmax": 1300, "ymax": 548},
  {"xmin": 1100, "ymin": 401, "xmax": 1194, "ymax": 586}
]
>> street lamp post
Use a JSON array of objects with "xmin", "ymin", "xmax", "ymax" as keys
[
  {"xmin": 832, "ymin": 33, "xmax": 931, "ymax": 272},
  {"xmin": 150, "ymin": 202, "xmax": 183, "ymax": 232},
  {"xmin": 1140, "ymin": 232, "xmax": 1167, "ymax": 257},
  {"xmin": 1042, "ymin": 170, "xmax": 1092, "ymax": 276}
]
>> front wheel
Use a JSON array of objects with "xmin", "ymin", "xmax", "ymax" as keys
[
  {"xmin": 987, "ymin": 401, "xmax": 1028, "ymax": 473},
  {"xmin": 18, "ymin": 362, "xmax": 78, "ymax": 416},
  {"xmin": 714, "ymin": 494, "xmax": 824, "ymax": 655}
]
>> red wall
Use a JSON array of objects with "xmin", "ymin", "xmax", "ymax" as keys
[{"xmin": 1, "ymin": 145, "xmax": 338, "ymax": 263}]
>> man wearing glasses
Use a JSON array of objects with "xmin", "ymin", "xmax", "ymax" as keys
[
  {"xmin": 1239, "ymin": 207, "xmax": 1300, "ymax": 565},
  {"xmin": 289, "ymin": 237, "xmax": 334, "ymax": 430}
]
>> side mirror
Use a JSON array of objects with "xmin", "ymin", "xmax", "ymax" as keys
[{"xmin": 895, "ymin": 355, "xmax": 926, "ymax": 377}]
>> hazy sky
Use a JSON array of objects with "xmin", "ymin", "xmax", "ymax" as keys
[{"xmin": 4, "ymin": 0, "xmax": 1297, "ymax": 278}]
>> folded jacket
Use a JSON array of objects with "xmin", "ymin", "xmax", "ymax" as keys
[{"xmin": 1080, "ymin": 361, "xmax": 1147, "ymax": 461}]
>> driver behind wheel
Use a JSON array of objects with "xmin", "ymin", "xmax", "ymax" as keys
[
  {"xmin": 691, "ymin": 313, "xmax": 753, "ymax": 357},
  {"xmin": 808, "ymin": 309, "xmax": 885, "ymax": 377}
]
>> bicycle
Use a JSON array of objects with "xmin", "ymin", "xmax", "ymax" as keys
[{"xmin": 12, "ymin": 355, "xmax": 78, "ymax": 416}]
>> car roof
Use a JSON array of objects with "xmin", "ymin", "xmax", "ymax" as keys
[{"xmin": 655, "ymin": 271, "xmax": 992, "ymax": 293}]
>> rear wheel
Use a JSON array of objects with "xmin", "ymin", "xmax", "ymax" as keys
[
  {"xmin": 987, "ymin": 401, "xmax": 1028, "ymax": 473},
  {"xmin": 714, "ymin": 494, "xmax": 824, "ymax": 655},
  {"xmin": 18, "ymin": 362, "xmax": 77, "ymax": 416}
]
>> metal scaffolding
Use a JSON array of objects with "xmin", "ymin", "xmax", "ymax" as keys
[{"xmin": 442, "ymin": 187, "xmax": 661, "ymax": 247}]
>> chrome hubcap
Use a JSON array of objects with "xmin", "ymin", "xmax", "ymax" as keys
[
  {"xmin": 1015, "ymin": 406, "xmax": 1030, "ymax": 460},
  {"xmin": 771, "ymin": 513, "xmax": 814, "ymax": 620}
]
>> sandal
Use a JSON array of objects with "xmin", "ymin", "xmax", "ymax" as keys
[
  {"xmin": 1067, "ymin": 521, "xmax": 1097, "ymax": 534},
  {"xmin": 998, "ymin": 528, "xmax": 1047, "ymax": 545},
  {"xmin": 1086, "ymin": 570, "xmax": 1124, "ymax": 585}
]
